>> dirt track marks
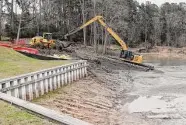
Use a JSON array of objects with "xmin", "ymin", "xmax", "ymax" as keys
[{"xmin": 35, "ymin": 77, "xmax": 122, "ymax": 125}]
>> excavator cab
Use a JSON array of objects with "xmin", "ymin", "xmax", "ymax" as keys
[
  {"xmin": 120, "ymin": 50, "xmax": 134, "ymax": 60},
  {"xmin": 43, "ymin": 33, "xmax": 52, "ymax": 41},
  {"xmin": 120, "ymin": 50, "xmax": 143, "ymax": 64}
]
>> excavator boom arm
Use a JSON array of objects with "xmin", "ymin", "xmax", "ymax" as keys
[
  {"xmin": 97, "ymin": 19, "xmax": 128, "ymax": 50},
  {"xmin": 65, "ymin": 16, "xmax": 128, "ymax": 50},
  {"xmin": 65, "ymin": 16, "xmax": 102, "ymax": 39}
]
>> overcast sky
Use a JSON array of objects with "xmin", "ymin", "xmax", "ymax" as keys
[{"xmin": 136, "ymin": 0, "xmax": 186, "ymax": 6}]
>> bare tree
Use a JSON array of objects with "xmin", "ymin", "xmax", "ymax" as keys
[
  {"xmin": 80, "ymin": 0, "xmax": 87, "ymax": 46},
  {"xmin": 0, "ymin": 0, "xmax": 2, "ymax": 40},
  {"xmin": 93, "ymin": 0, "xmax": 97, "ymax": 52}
]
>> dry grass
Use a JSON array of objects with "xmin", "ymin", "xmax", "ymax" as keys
[
  {"xmin": 0, "ymin": 46, "xmax": 75, "ymax": 125},
  {"xmin": 0, "ymin": 46, "xmax": 72, "ymax": 79},
  {"xmin": 0, "ymin": 101, "xmax": 58, "ymax": 125}
]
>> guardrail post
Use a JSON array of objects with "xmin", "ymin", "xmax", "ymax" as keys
[
  {"xmin": 45, "ymin": 72, "xmax": 49, "ymax": 93},
  {"xmin": 57, "ymin": 69, "xmax": 61, "ymax": 88},
  {"xmin": 74, "ymin": 64, "xmax": 76, "ymax": 81},
  {"xmin": 53, "ymin": 70, "xmax": 57, "ymax": 90},
  {"xmin": 27, "ymin": 76, "xmax": 33, "ymax": 100},
  {"xmin": 64, "ymin": 68, "xmax": 67, "ymax": 85},
  {"xmin": 40, "ymin": 73, "xmax": 44, "ymax": 96},
  {"xmin": 61, "ymin": 68, "xmax": 64, "ymax": 86},
  {"xmin": 21, "ymin": 78, "xmax": 26, "ymax": 100},
  {"xmin": 6, "ymin": 81, "xmax": 11, "ymax": 95},
  {"xmin": 85, "ymin": 61, "xmax": 87, "ymax": 76},
  {"xmin": 77, "ymin": 64, "xmax": 80, "ymax": 80},
  {"xmin": 68, "ymin": 66, "xmax": 71, "ymax": 83},
  {"xmin": 82, "ymin": 62, "xmax": 86, "ymax": 77},
  {"xmin": 13, "ymin": 80, "xmax": 19, "ymax": 98},
  {"xmin": 34, "ymin": 74, "xmax": 39, "ymax": 98},
  {"xmin": 71, "ymin": 65, "xmax": 74, "ymax": 82},
  {"xmin": 80, "ymin": 63, "xmax": 82, "ymax": 79},
  {"xmin": 49, "ymin": 71, "xmax": 53, "ymax": 91}
]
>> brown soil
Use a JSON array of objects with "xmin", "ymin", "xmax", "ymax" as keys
[
  {"xmin": 34, "ymin": 45, "xmax": 186, "ymax": 125},
  {"xmin": 34, "ymin": 45, "xmax": 142, "ymax": 125},
  {"xmin": 138, "ymin": 46, "xmax": 186, "ymax": 59}
]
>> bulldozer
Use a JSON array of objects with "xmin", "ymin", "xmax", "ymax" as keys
[
  {"xmin": 30, "ymin": 33, "xmax": 55, "ymax": 48},
  {"xmin": 30, "ymin": 33, "xmax": 73, "ymax": 51}
]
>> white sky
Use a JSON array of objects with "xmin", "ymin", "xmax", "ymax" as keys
[{"xmin": 137, "ymin": 0, "xmax": 186, "ymax": 6}]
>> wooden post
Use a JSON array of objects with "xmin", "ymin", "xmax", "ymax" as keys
[
  {"xmin": 61, "ymin": 68, "xmax": 64, "ymax": 86},
  {"xmin": 74, "ymin": 64, "xmax": 77, "ymax": 81},
  {"xmin": 40, "ymin": 74, "xmax": 44, "ymax": 96},
  {"xmin": 14, "ymin": 80, "xmax": 19, "ymax": 98},
  {"xmin": 6, "ymin": 81, "xmax": 11, "ymax": 95},
  {"xmin": 79, "ymin": 63, "xmax": 82, "ymax": 79},
  {"xmin": 68, "ymin": 67, "xmax": 71, "ymax": 83},
  {"xmin": 84, "ymin": 61, "xmax": 87, "ymax": 76},
  {"xmin": 64, "ymin": 68, "xmax": 68, "ymax": 84},
  {"xmin": 34, "ymin": 75, "xmax": 39, "ymax": 98},
  {"xmin": 49, "ymin": 71, "xmax": 53, "ymax": 91},
  {"xmin": 77, "ymin": 64, "xmax": 80, "ymax": 80},
  {"xmin": 82, "ymin": 62, "xmax": 85, "ymax": 77},
  {"xmin": 45, "ymin": 72, "xmax": 49, "ymax": 93},
  {"xmin": 28, "ymin": 76, "xmax": 33, "ymax": 100},
  {"xmin": 57, "ymin": 69, "xmax": 61, "ymax": 88},
  {"xmin": 53, "ymin": 70, "xmax": 57, "ymax": 90},
  {"xmin": 71, "ymin": 65, "xmax": 74, "ymax": 82},
  {"xmin": 21, "ymin": 78, "xmax": 26, "ymax": 100}
]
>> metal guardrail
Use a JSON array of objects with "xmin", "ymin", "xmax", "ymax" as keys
[{"xmin": 0, "ymin": 60, "xmax": 87, "ymax": 101}]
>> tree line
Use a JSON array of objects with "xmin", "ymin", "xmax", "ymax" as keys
[{"xmin": 0, "ymin": 0, "xmax": 186, "ymax": 51}]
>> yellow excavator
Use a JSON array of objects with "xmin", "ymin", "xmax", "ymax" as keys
[{"xmin": 65, "ymin": 16, "xmax": 143, "ymax": 64}]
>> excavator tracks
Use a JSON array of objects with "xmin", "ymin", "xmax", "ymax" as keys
[
  {"xmin": 105, "ymin": 56, "xmax": 154, "ymax": 71},
  {"xmin": 120, "ymin": 59, "xmax": 154, "ymax": 71}
]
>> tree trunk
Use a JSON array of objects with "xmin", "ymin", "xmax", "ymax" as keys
[
  {"xmin": 11, "ymin": 0, "xmax": 14, "ymax": 39},
  {"xmin": 16, "ymin": 14, "xmax": 22, "ymax": 44},
  {"xmin": 102, "ymin": 6, "xmax": 108, "ymax": 54},
  {"xmin": 0, "ymin": 0, "xmax": 2, "ymax": 40},
  {"xmin": 93, "ymin": 0, "xmax": 97, "ymax": 53},
  {"xmin": 39, "ymin": 0, "xmax": 42, "ymax": 33},
  {"xmin": 81, "ymin": 0, "xmax": 87, "ymax": 46},
  {"xmin": 103, "ymin": 29, "xmax": 108, "ymax": 54},
  {"xmin": 89, "ymin": 24, "xmax": 93, "ymax": 45}
]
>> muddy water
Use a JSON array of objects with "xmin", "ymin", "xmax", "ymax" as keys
[
  {"xmin": 123, "ymin": 54, "xmax": 186, "ymax": 125},
  {"xmin": 144, "ymin": 54, "xmax": 186, "ymax": 66},
  {"xmin": 33, "ymin": 51, "xmax": 186, "ymax": 125}
]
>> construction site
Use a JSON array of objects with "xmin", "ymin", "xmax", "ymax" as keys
[{"xmin": 1, "ymin": 0, "xmax": 186, "ymax": 125}]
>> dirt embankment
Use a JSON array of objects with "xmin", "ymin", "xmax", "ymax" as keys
[
  {"xmin": 34, "ymin": 45, "xmax": 186, "ymax": 125},
  {"xmin": 34, "ymin": 46, "xmax": 143, "ymax": 125},
  {"xmin": 137, "ymin": 46, "xmax": 186, "ymax": 59}
]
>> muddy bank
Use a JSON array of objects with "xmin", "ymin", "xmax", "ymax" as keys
[
  {"xmin": 33, "ymin": 46, "xmax": 143, "ymax": 125},
  {"xmin": 138, "ymin": 46, "xmax": 186, "ymax": 60},
  {"xmin": 34, "ymin": 45, "xmax": 186, "ymax": 125},
  {"xmin": 123, "ymin": 59, "xmax": 186, "ymax": 125}
]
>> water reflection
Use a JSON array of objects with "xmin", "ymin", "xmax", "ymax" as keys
[{"xmin": 143, "ymin": 54, "xmax": 186, "ymax": 66}]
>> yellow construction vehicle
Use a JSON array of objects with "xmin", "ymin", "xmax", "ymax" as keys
[
  {"xmin": 65, "ymin": 16, "xmax": 143, "ymax": 64},
  {"xmin": 30, "ymin": 33, "xmax": 55, "ymax": 48}
]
